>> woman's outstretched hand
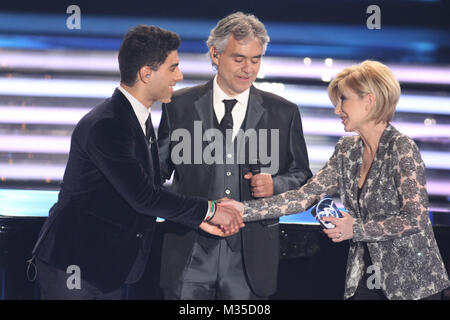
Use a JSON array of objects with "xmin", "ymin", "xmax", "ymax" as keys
[{"xmin": 217, "ymin": 198, "xmax": 245, "ymax": 216}]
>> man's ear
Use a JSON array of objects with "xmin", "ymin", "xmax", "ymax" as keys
[
  {"xmin": 209, "ymin": 46, "xmax": 219, "ymax": 65},
  {"xmin": 139, "ymin": 66, "xmax": 152, "ymax": 83}
]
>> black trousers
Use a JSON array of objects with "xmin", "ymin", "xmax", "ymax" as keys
[
  {"xmin": 164, "ymin": 239, "xmax": 265, "ymax": 300},
  {"xmin": 35, "ymin": 258, "xmax": 123, "ymax": 300}
]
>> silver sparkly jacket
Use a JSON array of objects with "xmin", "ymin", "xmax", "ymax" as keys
[{"xmin": 243, "ymin": 124, "xmax": 449, "ymax": 300}]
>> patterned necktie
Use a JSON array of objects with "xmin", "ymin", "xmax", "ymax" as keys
[
  {"xmin": 220, "ymin": 99, "xmax": 238, "ymax": 133},
  {"xmin": 145, "ymin": 113, "xmax": 161, "ymax": 185}
]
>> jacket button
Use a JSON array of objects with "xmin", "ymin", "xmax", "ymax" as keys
[
  {"xmin": 225, "ymin": 189, "xmax": 231, "ymax": 195},
  {"xmin": 136, "ymin": 233, "xmax": 143, "ymax": 238}
]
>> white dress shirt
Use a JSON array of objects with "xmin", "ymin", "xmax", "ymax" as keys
[
  {"xmin": 213, "ymin": 76, "xmax": 249, "ymax": 140},
  {"xmin": 117, "ymin": 86, "xmax": 150, "ymax": 136}
]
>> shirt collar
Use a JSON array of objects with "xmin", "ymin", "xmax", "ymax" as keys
[
  {"xmin": 213, "ymin": 76, "xmax": 250, "ymax": 109},
  {"xmin": 117, "ymin": 85, "xmax": 150, "ymax": 134}
]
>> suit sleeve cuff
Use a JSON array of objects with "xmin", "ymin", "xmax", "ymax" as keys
[{"xmin": 272, "ymin": 176, "xmax": 285, "ymax": 195}]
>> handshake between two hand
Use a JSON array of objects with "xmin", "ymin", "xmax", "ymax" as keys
[
  {"xmin": 199, "ymin": 172, "xmax": 273, "ymax": 237},
  {"xmin": 199, "ymin": 199, "xmax": 245, "ymax": 237}
]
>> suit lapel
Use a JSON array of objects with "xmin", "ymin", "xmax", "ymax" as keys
[
  {"xmin": 349, "ymin": 138, "xmax": 363, "ymax": 217},
  {"xmin": 112, "ymin": 89, "xmax": 147, "ymax": 145},
  {"xmin": 193, "ymin": 82, "xmax": 218, "ymax": 165},
  {"xmin": 236, "ymin": 86, "xmax": 266, "ymax": 162},
  {"xmin": 194, "ymin": 81, "xmax": 215, "ymax": 134},
  {"xmin": 243, "ymin": 86, "xmax": 265, "ymax": 132},
  {"xmin": 361, "ymin": 124, "xmax": 395, "ymax": 202},
  {"xmin": 112, "ymin": 89, "xmax": 152, "ymax": 173},
  {"xmin": 192, "ymin": 82, "xmax": 216, "ymax": 190}
]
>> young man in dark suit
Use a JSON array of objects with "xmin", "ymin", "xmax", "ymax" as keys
[
  {"xmin": 31, "ymin": 25, "xmax": 244, "ymax": 300},
  {"xmin": 158, "ymin": 13, "xmax": 312, "ymax": 299}
]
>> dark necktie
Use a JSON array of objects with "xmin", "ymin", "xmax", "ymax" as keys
[
  {"xmin": 145, "ymin": 113, "xmax": 156, "ymax": 144},
  {"xmin": 145, "ymin": 113, "xmax": 161, "ymax": 185},
  {"xmin": 220, "ymin": 99, "xmax": 238, "ymax": 133}
]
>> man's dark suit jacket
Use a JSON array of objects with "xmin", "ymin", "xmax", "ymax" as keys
[
  {"xmin": 158, "ymin": 80, "xmax": 312, "ymax": 297},
  {"xmin": 32, "ymin": 89, "xmax": 208, "ymax": 292}
]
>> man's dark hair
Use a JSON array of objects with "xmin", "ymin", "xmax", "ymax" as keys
[{"xmin": 118, "ymin": 25, "xmax": 181, "ymax": 86}]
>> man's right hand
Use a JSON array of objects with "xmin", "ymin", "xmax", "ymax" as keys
[{"xmin": 208, "ymin": 200, "xmax": 245, "ymax": 235}]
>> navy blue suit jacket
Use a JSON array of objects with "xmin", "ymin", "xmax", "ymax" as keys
[{"xmin": 32, "ymin": 89, "xmax": 207, "ymax": 291}]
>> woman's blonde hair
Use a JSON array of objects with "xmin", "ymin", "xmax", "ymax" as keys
[{"xmin": 328, "ymin": 60, "xmax": 401, "ymax": 124}]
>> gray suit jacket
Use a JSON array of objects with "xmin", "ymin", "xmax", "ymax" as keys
[
  {"xmin": 158, "ymin": 80, "xmax": 312, "ymax": 296},
  {"xmin": 244, "ymin": 124, "xmax": 450, "ymax": 299}
]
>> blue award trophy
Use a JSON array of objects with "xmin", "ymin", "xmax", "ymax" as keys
[{"xmin": 310, "ymin": 197, "xmax": 343, "ymax": 229}]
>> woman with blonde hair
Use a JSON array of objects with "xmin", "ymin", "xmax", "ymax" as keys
[{"xmin": 224, "ymin": 60, "xmax": 450, "ymax": 299}]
